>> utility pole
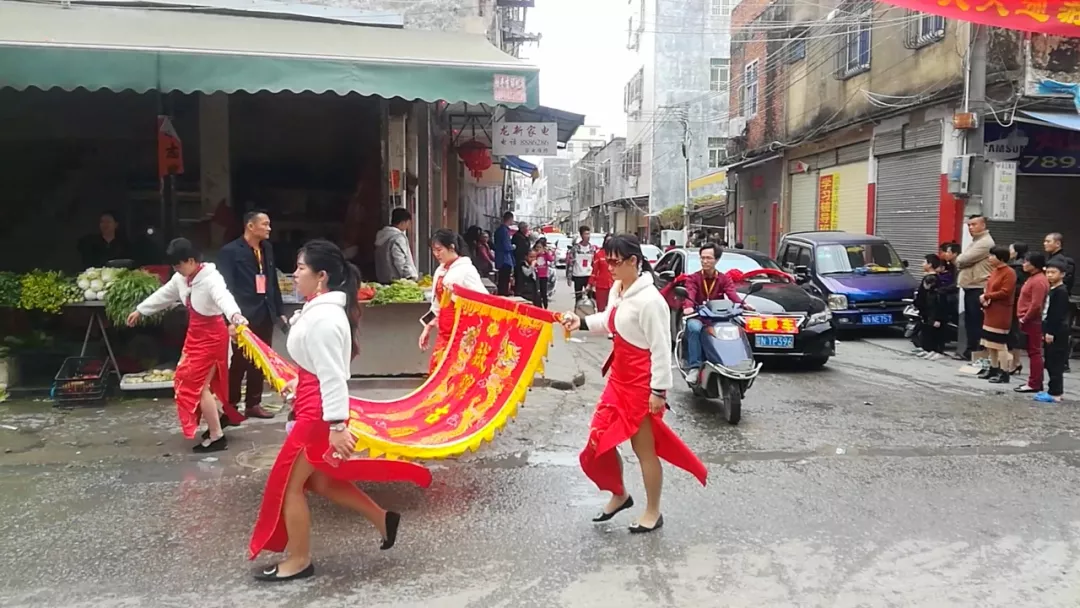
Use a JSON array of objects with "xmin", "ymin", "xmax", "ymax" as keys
[
  {"xmin": 680, "ymin": 109, "xmax": 691, "ymax": 244},
  {"xmin": 963, "ymin": 23, "xmax": 988, "ymax": 218}
]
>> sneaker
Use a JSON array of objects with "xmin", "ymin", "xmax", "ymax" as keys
[
  {"xmin": 910, "ymin": 348, "xmax": 926, "ymax": 355},
  {"xmin": 684, "ymin": 368, "xmax": 700, "ymax": 384},
  {"xmin": 926, "ymin": 352, "xmax": 943, "ymax": 361}
]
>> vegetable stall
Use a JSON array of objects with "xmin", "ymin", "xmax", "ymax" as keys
[{"xmin": 0, "ymin": 265, "xmax": 174, "ymax": 404}]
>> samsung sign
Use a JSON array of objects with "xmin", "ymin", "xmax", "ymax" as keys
[{"xmin": 984, "ymin": 122, "xmax": 1080, "ymax": 175}]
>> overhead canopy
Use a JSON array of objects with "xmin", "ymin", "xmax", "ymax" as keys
[
  {"xmin": 0, "ymin": 1, "xmax": 540, "ymax": 105},
  {"xmin": 501, "ymin": 156, "xmax": 539, "ymax": 179},
  {"xmin": 1017, "ymin": 110, "xmax": 1080, "ymax": 132},
  {"xmin": 502, "ymin": 105, "xmax": 586, "ymax": 145}
]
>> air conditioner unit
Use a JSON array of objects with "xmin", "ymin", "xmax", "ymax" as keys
[{"xmin": 730, "ymin": 117, "xmax": 747, "ymax": 136}]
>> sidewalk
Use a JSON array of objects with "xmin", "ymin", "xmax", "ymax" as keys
[{"xmin": 860, "ymin": 336, "xmax": 1078, "ymax": 401}]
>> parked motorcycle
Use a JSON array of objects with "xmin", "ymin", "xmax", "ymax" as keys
[{"xmin": 672, "ymin": 288, "xmax": 761, "ymax": 425}]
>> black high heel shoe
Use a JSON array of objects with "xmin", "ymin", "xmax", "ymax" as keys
[
  {"xmin": 592, "ymin": 495, "xmax": 634, "ymax": 522},
  {"xmin": 381, "ymin": 511, "xmax": 401, "ymax": 550}
]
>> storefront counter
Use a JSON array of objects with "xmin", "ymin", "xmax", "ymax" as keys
[{"xmin": 274, "ymin": 301, "xmax": 431, "ymax": 376}]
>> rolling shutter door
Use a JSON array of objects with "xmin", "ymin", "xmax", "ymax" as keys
[
  {"xmin": 987, "ymin": 176, "xmax": 1080, "ymax": 254},
  {"xmin": 824, "ymin": 161, "xmax": 868, "ymax": 234},
  {"xmin": 789, "ymin": 171, "xmax": 818, "ymax": 233},
  {"xmin": 875, "ymin": 148, "xmax": 940, "ymax": 273}
]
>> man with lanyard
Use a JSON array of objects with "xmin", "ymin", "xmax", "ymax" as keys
[
  {"xmin": 680, "ymin": 243, "xmax": 753, "ymax": 384},
  {"xmin": 218, "ymin": 210, "xmax": 287, "ymax": 421},
  {"xmin": 568, "ymin": 225, "xmax": 598, "ymax": 303}
]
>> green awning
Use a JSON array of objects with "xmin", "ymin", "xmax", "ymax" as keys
[{"xmin": 0, "ymin": 1, "xmax": 540, "ymax": 106}]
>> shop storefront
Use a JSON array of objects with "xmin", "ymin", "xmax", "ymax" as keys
[
  {"xmin": 984, "ymin": 114, "xmax": 1080, "ymax": 255},
  {"xmin": 873, "ymin": 120, "xmax": 943, "ymax": 269},
  {"xmin": 732, "ymin": 156, "xmax": 782, "ymax": 254},
  {"xmin": 0, "ymin": 1, "xmax": 542, "ymax": 389},
  {"xmin": 786, "ymin": 141, "xmax": 868, "ymax": 237}
]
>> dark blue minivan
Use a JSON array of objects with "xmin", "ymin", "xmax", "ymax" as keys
[{"xmin": 776, "ymin": 231, "xmax": 919, "ymax": 330}]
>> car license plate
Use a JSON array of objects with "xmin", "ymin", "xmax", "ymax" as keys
[
  {"xmin": 755, "ymin": 334, "xmax": 794, "ymax": 349},
  {"xmin": 861, "ymin": 314, "xmax": 892, "ymax": 325}
]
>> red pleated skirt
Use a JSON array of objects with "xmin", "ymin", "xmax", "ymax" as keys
[{"xmin": 248, "ymin": 369, "xmax": 432, "ymax": 560}]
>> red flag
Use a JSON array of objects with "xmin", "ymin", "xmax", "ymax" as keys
[{"xmin": 881, "ymin": 0, "xmax": 1080, "ymax": 36}]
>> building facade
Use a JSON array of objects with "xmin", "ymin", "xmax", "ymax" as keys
[{"xmin": 624, "ymin": 0, "xmax": 732, "ymax": 217}]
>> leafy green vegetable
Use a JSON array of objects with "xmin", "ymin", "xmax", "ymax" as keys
[
  {"xmin": 368, "ymin": 279, "xmax": 424, "ymax": 306},
  {"xmin": 105, "ymin": 270, "xmax": 164, "ymax": 327},
  {"xmin": 18, "ymin": 270, "xmax": 81, "ymax": 314},
  {"xmin": 0, "ymin": 272, "xmax": 21, "ymax": 308}
]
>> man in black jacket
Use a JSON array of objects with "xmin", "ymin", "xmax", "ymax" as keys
[
  {"xmin": 217, "ymin": 210, "xmax": 287, "ymax": 420},
  {"xmin": 1044, "ymin": 232, "xmax": 1075, "ymax": 372}
]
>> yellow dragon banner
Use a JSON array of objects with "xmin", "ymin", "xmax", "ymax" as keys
[{"xmin": 236, "ymin": 287, "xmax": 562, "ymax": 461}]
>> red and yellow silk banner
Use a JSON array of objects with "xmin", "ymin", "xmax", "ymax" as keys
[
  {"xmin": 883, "ymin": 0, "xmax": 1080, "ymax": 36},
  {"xmin": 235, "ymin": 287, "xmax": 563, "ymax": 461}
]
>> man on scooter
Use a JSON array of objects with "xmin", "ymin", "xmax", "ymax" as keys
[{"xmin": 682, "ymin": 243, "xmax": 753, "ymax": 384}]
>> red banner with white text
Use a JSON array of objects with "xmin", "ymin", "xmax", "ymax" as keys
[{"xmin": 882, "ymin": 0, "xmax": 1080, "ymax": 36}]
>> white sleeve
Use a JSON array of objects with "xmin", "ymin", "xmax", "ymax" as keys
[
  {"xmin": 306, "ymin": 318, "xmax": 351, "ymax": 422},
  {"xmin": 136, "ymin": 275, "xmax": 182, "ymax": 316},
  {"xmin": 428, "ymin": 268, "xmax": 445, "ymax": 318},
  {"xmin": 206, "ymin": 270, "xmax": 242, "ymax": 320},
  {"xmin": 583, "ymin": 307, "xmax": 614, "ymax": 335},
  {"xmin": 639, "ymin": 296, "xmax": 674, "ymax": 391}
]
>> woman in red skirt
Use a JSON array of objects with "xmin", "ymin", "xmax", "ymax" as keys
[
  {"xmin": 127, "ymin": 238, "xmax": 247, "ymax": 453},
  {"xmin": 419, "ymin": 229, "xmax": 487, "ymax": 374},
  {"xmin": 249, "ymin": 239, "xmax": 431, "ymax": 582},
  {"xmin": 561, "ymin": 234, "xmax": 707, "ymax": 533}
]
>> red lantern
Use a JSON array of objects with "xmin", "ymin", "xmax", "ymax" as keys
[{"xmin": 457, "ymin": 140, "xmax": 492, "ymax": 180}]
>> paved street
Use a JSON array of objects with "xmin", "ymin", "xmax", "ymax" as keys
[{"xmin": 2, "ymin": 287, "xmax": 1080, "ymax": 607}]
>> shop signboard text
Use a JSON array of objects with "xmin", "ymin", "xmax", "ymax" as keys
[
  {"xmin": 492, "ymin": 120, "xmax": 558, "ymax": 157},
  {"xmin": 493, "ymin": 75, "xmax": 527, "ymax": 104},
  {"xmin": 984, "ymin": 122, "xmax": 1080, "ymax": 175},
  {"xmin": 988, "ymin": 161, "xmax": 1017, "ymax": 222},
  {"xmin": 816, "ymin": 173, "xmax": 838, "ymax": 230}
]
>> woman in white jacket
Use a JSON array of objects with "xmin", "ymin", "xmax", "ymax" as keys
[
  {"xmin": 127, "ymin": 238, "xmax": 247, "ymax": 452},
  {"xmin": 419, "ymin": 229, "xmax": 488, "ymax": 374},
  {"xmin": 249, "ymin": 239, "xmax": 430, "ymax": 582},
  {"xmin": 560, "ymin": 235, "xmax": 708, "ymax": 533}
]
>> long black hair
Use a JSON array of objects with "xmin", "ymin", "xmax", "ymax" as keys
[
  {"xmin": 603, "ymin": 233, "xmax": 653, "ymax": 275},
  {"xmin": 430, "ymin": 228, "xmax": 469, "ymax": 258},
  {"xmin": 298, "ymin": 239, "xmax": 362, "ymax": 356}
]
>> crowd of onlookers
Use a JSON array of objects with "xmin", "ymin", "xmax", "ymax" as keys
[{"xmin": 911, "ymin": 215, "xmax": 1076, "ymax": 402}]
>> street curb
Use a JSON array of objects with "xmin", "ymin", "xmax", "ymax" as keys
[{"xmin": 533, "ymin": 372, "xmax": 586, "ymax": 391}]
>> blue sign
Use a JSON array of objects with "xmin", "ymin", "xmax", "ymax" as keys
[{"xmin": 984, "ymin": 121, "xmax": 1080, "ymax": 175}]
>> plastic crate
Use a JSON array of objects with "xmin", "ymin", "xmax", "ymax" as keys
[{"xmin": 52, "ymin": 357, "xmax": 112, "ymax": 406}]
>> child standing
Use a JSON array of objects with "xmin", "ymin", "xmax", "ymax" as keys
[
  {"xmin": 914, "ymin": 254, "xmax": 948, "ymax": 359},
  {"xmin": 1041, "ymin": 260, "xmax": 1071, "ymax": 402},
  {"xmin": 534, "ymin": 239, "xmax": 554, "ymax": 309},
  {"xmin": 517, "ymin": 248, "xmax": 541, "ymax": 307}
]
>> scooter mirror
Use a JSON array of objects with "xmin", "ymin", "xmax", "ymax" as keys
[{"xmin": 674, "ymin": 286, "xmax": 690, "ymax": 299}]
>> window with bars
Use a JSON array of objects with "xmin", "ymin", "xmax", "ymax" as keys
[
  {"xmin": 837, "ymin": 2, "xmax": 872, "ymax": 79},
  {"xmin": 711, "ymin": 0, "xmax": 731, "ymax": 17},
  {"xmin": 742, "ymin": 60, "xmax": 759, "ymax": 118},
  {"xmin": 708, "ymin": 137, "xmax": 727, "ymax": 169},
  {"xmin": 709, "ymin": 58, "xmax": 730, "ymax": 92},
  {"xmin": 623, "ymin": 68, "xmax": 644, "ymax": 116},
  {"xmin": 786, "ymin": 29, "xmax": 808, "ymax": 64},
  {"xmin": 623, "ymin": 144, "xmax": 642, "ymax": 177},
  {"xmin": 904, "ymin": 11, "xmax": 945, "ymax": 48}
]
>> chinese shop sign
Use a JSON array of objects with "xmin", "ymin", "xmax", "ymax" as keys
[
  {"xmin": 882, "ymin": 0, "xmax": 1080, "ymax": 36},
  {"xmin": 492, "ymin": 120, "xmax": 558, "ymax": 157},
  {"xmin": 816, "ymin": 173, "xmax": 839, "ymax": 230}
]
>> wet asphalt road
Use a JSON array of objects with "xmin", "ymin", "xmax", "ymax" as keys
[{"xmin": 3, "ymin": 288, "xmax": 1080, "ymax": 607}]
